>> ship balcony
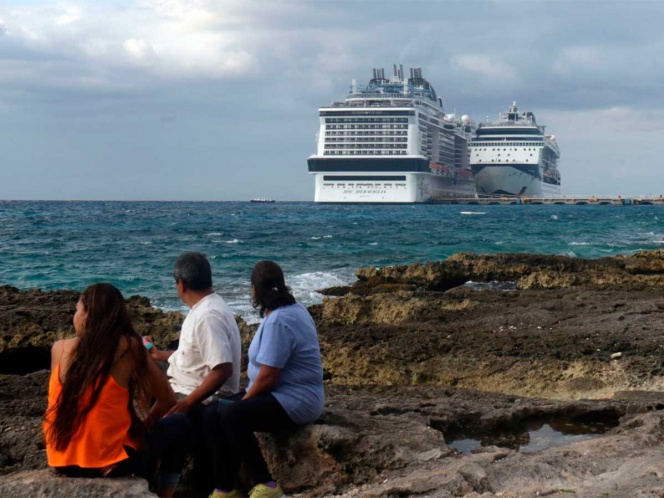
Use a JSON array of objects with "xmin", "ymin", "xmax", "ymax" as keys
[{"xmin": 329, "ymin": 99, "xmax": 416, "ymax": 108}]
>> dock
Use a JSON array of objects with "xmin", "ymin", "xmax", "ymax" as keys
[{"xmin": 430, "ymin": 196, "xmax": 664, "ymax": 206}]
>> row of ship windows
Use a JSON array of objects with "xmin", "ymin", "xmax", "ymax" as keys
[
  {"xmin": 325, "ymin": 131, "xmax": 408, "ymax": 136},
  {"xmin": 327, "ymin": 125, "xmax": 408, "ymax": 130},
  {"xmin": 476, "ymin": 159, "xmax": 533, "ymax": 163},
  {"xmin": 470, "ymin": 143, "xmax": 542, "ymax": 147},
  {"xmin": 423, "ymin": 134, "xmax": 455, "ymax": 142},
  {"xmin": 474, "ymin": 147, "xmax": 539, "ymax": 151},
  {"xmin": 325, "ymin": 138, "xmax": 408, "ymax": 143},
  {"xmin": 325, "ymin": 118, "xmax": 409, "ymax": 124},
  {"xmin": 323, "ymin": 150, "xmax": 408, "ymax": 155},
  {"xmin": 325, "ymin": 144, "xmax": 408, "ymax": 149},
  {"xmin": 326, "ymin": 184, "xmax": 407, "ymax": 188},
  {"xmin": 419, "ymin": 119, "xmax": 454, "ymax": 129},
  {"xmin": 484, "ymin": 153, "xmax": 535, "ymax": 157}
]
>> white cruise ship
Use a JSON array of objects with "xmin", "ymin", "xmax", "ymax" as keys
[
  {"xmin": 469, "ymin": 102, "xmax": 561, "ymax": 197},
  {"xmin": 307, "ymin": 66, "xmax": 475, "ymax": 203}
]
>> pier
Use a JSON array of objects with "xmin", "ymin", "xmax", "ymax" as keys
[{"xmin": 430, "ymin": 196, "xmax": 664, "ymax": 206}]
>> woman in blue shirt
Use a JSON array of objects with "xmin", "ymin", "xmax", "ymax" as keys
[{"xmin": 206, "ymin": 261, "xmax": 324, "ymax": 498}]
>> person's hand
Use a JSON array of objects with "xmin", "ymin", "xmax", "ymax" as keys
[
  {"xmin": 165, "ymin": 398, "xmax": 193, "ymax": 416},
  {"xmin": 142, "ymin": 335, "xmax": 160, "ymax": 360}
]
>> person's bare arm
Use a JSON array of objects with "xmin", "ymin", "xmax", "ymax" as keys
[
  {"xmin": 50, "ymin": 340, "xmax": 65, "ymax": 372},
  {"xmin": 166, "ymin": 363, "xmax": 233, "ymax": 414},
  {"xmin": 50, "ymin": 338, "xmax": 78, "ymax": 377},
  {"xmin": 242, "ymin": 365, "xmax": 281, "ymax": 400},
  {"xmin": 145, "ymin": 355, "xmax": 177, "ymax": 426}
]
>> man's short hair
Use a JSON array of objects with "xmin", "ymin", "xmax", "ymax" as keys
[{"xmin": 173, "ymin": 252, "xmax": 213, "ymax": 291}]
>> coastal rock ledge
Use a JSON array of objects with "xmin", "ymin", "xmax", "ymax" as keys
[
  {"xmin": 0, "ymin": 470, "xmax": 154, "ymax": 497},
  {"xmin": 1, "ymin": 251, "xmax": 664, "ymax": 496}
]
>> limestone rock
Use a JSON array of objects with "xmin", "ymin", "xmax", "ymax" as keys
[
  {"xmin": 3, "ymin": 252, "xmax": 664, "ymax": 497},
  {"xmin": 0, "ymin": 469, "xmax": 156, "ymax": 497},
  {"xmin": 0, "ymin": 286, "xmax": 184, "ymax": 374},
  {"xmin": 349, "ymin": 250, "xmax": 664, "ymax": 295}
]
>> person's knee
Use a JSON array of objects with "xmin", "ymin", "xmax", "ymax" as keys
[
  {"xmin": 164, "ymin": 413, "xmax": 194, "ymax": 439},
  {"xmin": 218, "ymin": 401, "xmax": 245, "ymax": 427}
]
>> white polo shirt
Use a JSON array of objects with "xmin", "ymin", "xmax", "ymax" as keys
[{"xmin": 167, "ymin": 292, "xmax": 242, "ymax": 401}]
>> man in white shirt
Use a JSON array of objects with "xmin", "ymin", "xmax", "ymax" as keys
[
  {"xmin": 150, "ymin": 252, "xmax": 241, "ymax": 410},
  {"xmin": 145, "ymin": 252, "xmax": 242, "ymax": 497}
]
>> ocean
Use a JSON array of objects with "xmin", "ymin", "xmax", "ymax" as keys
[{"xmin": 2, "ymin": 201, "xmax": 664, "ymax": 322}]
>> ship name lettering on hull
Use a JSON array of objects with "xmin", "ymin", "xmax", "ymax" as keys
[{"xmin": 343, "ymin": 189, "xmax": 387, "ymax": 195}]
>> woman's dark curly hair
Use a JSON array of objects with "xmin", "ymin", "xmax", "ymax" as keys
[{"xmin": 251, "ymin": 261, "xmax": 295, "ymax": 318}]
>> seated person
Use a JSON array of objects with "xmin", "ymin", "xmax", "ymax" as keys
[
  {"xmin": 205, "ymin": 260, "xmax": 324, "ymax": 498},
  {"xmin": 144, "ymin": 252, "xmax": 242, "ymax": 497},
  {"xmin": 43, "ymin": 283, "xmax": 176, "ymax": 478}
]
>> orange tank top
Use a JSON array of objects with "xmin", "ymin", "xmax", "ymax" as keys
[{"xmin": 43, "ymin": 363, "xmax": 138, "ymax": 468}]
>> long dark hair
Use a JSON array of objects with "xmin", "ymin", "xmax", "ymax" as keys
[
  {"xmin": 251, "ymin": 261, "xmax": 295, "ymax": 318},
  {"xmin": 46, "ymin": 283, "xmax": 150, "ymax": 451}
]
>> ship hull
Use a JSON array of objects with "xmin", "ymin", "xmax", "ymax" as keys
[
  {"xmin": 471, "ymin": 164, "xmax": 561, "ymax": 197},
  {"xmin": 309, "ymin": 157, "xmax": 474, "ymax": 203}
]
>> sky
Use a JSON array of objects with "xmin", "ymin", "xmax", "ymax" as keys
[{"xmin": 1, "ymin": 0, "xmax": 664, "ymax": 201}]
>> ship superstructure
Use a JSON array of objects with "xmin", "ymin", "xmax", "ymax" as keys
[
  {"xmin": 469, "ymin": 102, "xmax": 561, "ymax": 197},
  {"xmin": 307, "ymin": 65, "xmax": 475, "ymax": 203}
]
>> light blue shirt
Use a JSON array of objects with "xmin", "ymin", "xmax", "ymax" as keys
[{"xmin": 247, "ymin": 303, "xmax": 324, "ymax": 424}]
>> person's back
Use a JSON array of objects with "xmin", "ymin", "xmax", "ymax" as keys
[
  {"xmin": 45, "ymin": 336, "xmax": 139, "ymax": 469},
  {"xmin": 43, "ymin": 283, "xmax": 175, "ymax": 477},
  {"xmin": 205, "ymin": 260, "xmax": 325, "ymax": 498},
  {"xmin": 247, "ymin": 302, "xmax": 323, "ymax": 424},
  {"xmin": 167, "ymin": 292, "xmax": 242, "ymax": 400}
]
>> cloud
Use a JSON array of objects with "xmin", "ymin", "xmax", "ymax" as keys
[
  {"xmin": 451, "ymin": 54, "xmax": 515, "ymax": 80},
  {"xmin": 54, "ymin": 6, "xmax": 82, "ymax": 26},
  {"xmin": 123, "ymin": 38, "xmax": 158, "ymax": 65},
  {"xmin": 2, "ymin": 0, "xmax": 663, "ymax": 115},
  {"xmin": 0, "ymin": 2, "xmax": 260, "ymax": 87}
]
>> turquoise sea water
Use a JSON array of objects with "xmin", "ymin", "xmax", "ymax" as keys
[{"xmin": 2, "ymin": 201, "xmax": 664, "ymax": 322}]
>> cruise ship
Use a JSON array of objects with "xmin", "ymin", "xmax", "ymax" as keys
[
  {"xmin": 469, "ymin": 102, "xmax": 561, "ymax": 197},
  {"xmin": 307, "ymin": 66, "xmax": 475, "ymax": 203}
]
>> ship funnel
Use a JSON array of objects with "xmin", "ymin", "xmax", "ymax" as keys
[
  {"xmin": 351, "ymin": 78, "xmax": 357, "ymax": 93},
  {"xmin": 372, "ymin": 68, "xmax": 386, "ymax": 81}
]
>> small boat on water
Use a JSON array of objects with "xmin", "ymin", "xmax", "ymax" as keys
[{"xmin": 250, "ymin": 198, "xmax": 276, "ymax": 203}]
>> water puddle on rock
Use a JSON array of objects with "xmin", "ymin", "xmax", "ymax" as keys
[
  {"xmin": 445, "ymin": 414, "xmax": 619, "ymax": 454},
  {"xmin": 462, "ymin": 280, "xmax": 517, "ymax": 292}
]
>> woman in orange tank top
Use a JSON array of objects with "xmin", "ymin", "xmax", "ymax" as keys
[{"xmin": 43, "ymin": 283, "xmax": 176, "ymax": 478}]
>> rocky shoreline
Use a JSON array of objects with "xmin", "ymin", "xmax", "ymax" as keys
[{"xmin": 1, "ymin": 251, "xmax": 663, "ymax": 497}]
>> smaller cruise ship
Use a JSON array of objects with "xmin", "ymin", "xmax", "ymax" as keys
[{"xmin": 469, "ymin": 102, "xmax": 561, "ymax": 197}]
